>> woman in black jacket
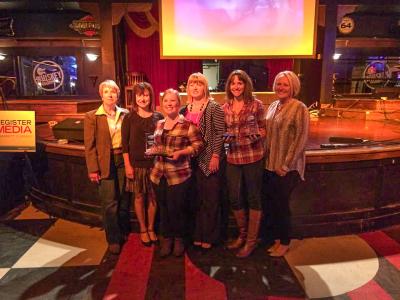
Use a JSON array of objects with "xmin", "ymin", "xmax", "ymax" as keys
[{"xmin": 181, "ymin": 72, "xmax": 225, "ymax": 249}]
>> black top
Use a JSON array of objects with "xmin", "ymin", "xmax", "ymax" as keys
[{"xmin": 122, "ymin": 111, "xmax": 164, "ymax": 168}]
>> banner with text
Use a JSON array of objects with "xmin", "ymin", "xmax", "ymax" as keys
[{"xmin": 0, "ymin": 111, "xmax": 36, "ymax": 152}]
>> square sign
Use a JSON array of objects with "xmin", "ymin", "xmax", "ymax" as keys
[{"xmin": 0, "ymin": 111, "xmax": 36, "ymax": 152}]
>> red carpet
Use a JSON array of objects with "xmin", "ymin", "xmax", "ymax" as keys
[
  {"xmin": 104, "ymin": 234, "xmax": 154, "ymax": 300},
  {"xmin": 360, "ymin": 231, "xmax": 400, "ymax": 270},
  {"xmin": 185, "ymin": 255, "xmax": 227, "ymax": 300},
  {"xmin": 347, "ymin": 280, "xmax": 392, "ymax": 300}
]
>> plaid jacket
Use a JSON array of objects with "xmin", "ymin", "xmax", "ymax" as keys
[
  {"xmin": 150, "ymin": 115, "xmax": 204, "ymax": 186},
  {"xmin": 222, "ymin": 98, "xmax": 266, "ymax": 165}
]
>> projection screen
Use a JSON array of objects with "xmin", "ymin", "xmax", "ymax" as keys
[{"xmin": 160, "ymin": 0, "xmax": 318, "ymax": 59}]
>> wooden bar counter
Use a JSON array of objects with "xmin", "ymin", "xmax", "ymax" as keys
[{"xmin": 29, "ymin": 117, "xmax": 400, "ymax": 238}]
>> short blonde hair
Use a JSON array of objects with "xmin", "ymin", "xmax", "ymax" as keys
[
  {"xmin": 161, "ymin": 88, "xmax": 181, "ymax": 104},
  {"xmin": 99, "ymin": 80, "xmax": 120, "ymax": 98},
  {"xmin": 273, "ymin": 71, "xmax": 301, "ymax": 98},
  {"xmin": 187, "ymin": 72, "xmax": 210, "ymax": 102}
]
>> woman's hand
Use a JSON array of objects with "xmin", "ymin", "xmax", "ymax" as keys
[
  {"xmin": 170, "ymin": 150, "xmax": 183, "ymax": 161},
  {"xmin": 247, "ymin": 134, "xmax": 260, "ymax": 142},
  {"xmin": 209, "ymin": 155, "xmax": 220, "ymax": 173},
  {"xmin": 89, "ymin": 172, "xmax": 100, "ymax": 184},
  {"xmin": 125, "ymin": 164, "xmax": 134, "ymax": 179},
  {"xmin": 275, "ymin": 167, "xmax": 288, "ymax": 177}
]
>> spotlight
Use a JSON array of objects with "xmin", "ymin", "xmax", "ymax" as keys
[
  {"xmin": 333, "ymin": 53, "xmax": 341, "ymax": 60},
  {"xmin": 0, "ymin": 54, "xmax": 6, "ymax": 60},
  {"xmin": 86, "ymin": 53, "xmax": 99, "ymax": 61}
]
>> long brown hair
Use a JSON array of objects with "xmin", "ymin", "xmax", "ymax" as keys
[
  {"xmin": 225, "ymin": 69, "xmax": 255, "ymax": 103},
  {"xmin": 131, "ymin": 82, "xmax": 155, "ymax": 112}
]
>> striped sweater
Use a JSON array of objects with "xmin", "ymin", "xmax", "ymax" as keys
[{"xmin": 181, "ymin": 99, "xmax": 225, "ymax": 176}]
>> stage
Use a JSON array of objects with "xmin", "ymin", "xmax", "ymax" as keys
[{"xmin": 29, "ymin": 115, "xmax": 400, "ymax": 238}]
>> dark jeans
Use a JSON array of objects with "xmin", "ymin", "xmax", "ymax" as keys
[
  {"xmin": 193, "ymin": 166, "xmax": 221, "ymax": 244},
  {"xmin": 98, "ymin": 153, "xmax": 131, "ymax": 244},
  {"xmin": 153, "ymin": 177, "xmax": 190, "ymax": 239},
  {"xmin": 226, "ymin": 159, "xmax": 263, "ymax": 211},
  {"xmin": 262, "ymin": 170, "xmax": 301, "ymax": 245}
]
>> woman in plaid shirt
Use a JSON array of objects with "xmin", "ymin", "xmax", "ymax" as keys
[
  {"xmin": 222, "ymin": 70, "xmax": 266, "ymax": 258},
  {"xmin": 150, "ymin": 89, "xmax": 204, "ymax": 258}
]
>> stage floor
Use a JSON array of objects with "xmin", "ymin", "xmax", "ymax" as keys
[{"xmin": 307, "ymin": 116, "xmax": 400, "ymax": 150}]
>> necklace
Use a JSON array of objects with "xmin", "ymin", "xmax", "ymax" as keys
[{"xmin": 189, "ymin": 101, "xmax": 205, "ymax": 112}]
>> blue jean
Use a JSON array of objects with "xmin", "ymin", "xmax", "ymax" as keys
[
  {"xmin": 226, "ymin": 159, "xmax": 263, "ymax": 211},
  {"xmin": 98, "ymin": 153, "xmax": 131, "ymax": 244}
]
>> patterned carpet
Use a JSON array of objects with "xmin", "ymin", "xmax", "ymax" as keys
[{"xmin": 1, "ymin": 204, "xmax": 399, "ymax": 300}]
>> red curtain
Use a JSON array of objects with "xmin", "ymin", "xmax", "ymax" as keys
[
  {"xmin": 125, "ymin": 4, "xmax": 201, "ymax": 105},
  {"xmin": 265, "ymin": 59, "xmax": 294, "ymax": 90}
]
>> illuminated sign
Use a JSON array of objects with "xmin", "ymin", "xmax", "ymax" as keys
[
  {"xmin": 338, "ymin": 17, "xmax": 355, "ymax": 35},
  {"xmin": 0, "ymin": 111, "xmax": 36, "ymax": 152},
  {"xmin": 363, "ymin": 61, "xmax": 390, "ymax": 89},
  {"xmin": 33, "ymin": 60, "xmax": 64, "ymax": 91},
  {"xmin": 69, "ymin": 15, "xmax": 100, "ymax": 37}
]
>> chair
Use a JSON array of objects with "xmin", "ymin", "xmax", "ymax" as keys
[{"xmin": 125, "ymin": 72, "xmax": 145, "ymax": 109}]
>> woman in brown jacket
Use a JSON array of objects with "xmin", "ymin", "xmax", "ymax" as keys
[{"xmin": 84, "ymin": 79, "xmax": 131, "ymax": 255}]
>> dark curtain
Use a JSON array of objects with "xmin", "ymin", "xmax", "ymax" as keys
[
  {"xmin": 265, "ymin": 59, "xmax": 294, "ymax": 90},
  {"xmin": 125, "ymin": 4, "xmax": 201, "ymax": 105},
  {"xmin": 113, "ymin": 21, "xmax": 126, "ymax": 102}
]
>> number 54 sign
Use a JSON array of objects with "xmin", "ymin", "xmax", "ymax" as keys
[{"xmin": 338, "ymin": 16, "xmax": 355, "ymax": 34}]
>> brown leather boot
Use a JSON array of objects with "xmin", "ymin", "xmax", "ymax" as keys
[
  {"xmin": 236, "ymin": 209, "xmax": 262, "ymax": 258},
  {"xmin": 160, "ymin": 237, "xmax": 172, "ymax": 258},
  {"xmin": 173, "ymin": 238, "xmax": 185, "ymax": 257},
  {"xmin": 108, "ymin": 243, "xmax": 121, "ymax": 255},
  {"xmin": 227, "ymin": 209, "xmax": 247, "ymax": 250}
]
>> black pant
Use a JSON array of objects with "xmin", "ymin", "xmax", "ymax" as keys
[
  {"xmin": 262, "ymin": 170, "xmax": 300, "ymax": 245},
  {"xmin": 98, "ymin": 153, "xmax": 131, "ymax": 244},
  {"xmin": 226, "ymin": 160, "xmax": 263, "ymax": 211},
  {"xmin": 193, "ymin": 166, "xmax": 221, "ymax": 244},
  {"xmin": 153, "ymin": 177, "xmax": 190, "ymax": 239}
]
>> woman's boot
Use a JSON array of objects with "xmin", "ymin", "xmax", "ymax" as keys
[
  {"xmin": 226, "ymin": 209, "xmax": 247, "ymax": 249},
  {"xmin": 236, "ymin": 209, "xmax": 262, "ymax": 258},
  {"xmin": 160, "ymin": 237, "xmax": 172, "ymax": 258}
]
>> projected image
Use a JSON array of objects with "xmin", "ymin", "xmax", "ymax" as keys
[
  {"xmin": 161, "ymin": 0, "xmax": 316, "ymax": 58},
  {"xmin": 176, "ymin": 0, "xmax": 302, "ymax": 37}
]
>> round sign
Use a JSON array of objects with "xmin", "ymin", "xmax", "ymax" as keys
[
  {"xmin": 363, "ymin": 61, "xmax": 391, "ymax": 90},
  {"xmin": 338, "ymin": 16, "xmax": 355, "ymax": 34},
  {"xmin": 33, "ymin": 60, "xmax": 64, "ymax": 91}
]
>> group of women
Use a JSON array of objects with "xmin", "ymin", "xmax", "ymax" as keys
[{"xmin": 84, "ymin": 69, "xmax": 309, "ymax": 258}]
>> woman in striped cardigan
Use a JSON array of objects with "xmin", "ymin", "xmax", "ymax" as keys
[{"xmin": 181, "ymin": 72, "xmax": 225, "ymax": 250}]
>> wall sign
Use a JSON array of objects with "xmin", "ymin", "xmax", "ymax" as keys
[
  {"xmin": 69, "ymin": 15, "xmax": 100, "ymax": 37},
  {"xmin": 33, "ymin": 60, "xmax": 64, "ymax": 91},
  {"xmin": 363, "ymin": 61, "xmax": 391, "ymax": 90},
  {"xmin": 338, "ymin": 16, "xmax": 355, "ymax": 34},
  {"xmin": 0, "ymin": 111, "xmax": 35, "ymax": 152}
]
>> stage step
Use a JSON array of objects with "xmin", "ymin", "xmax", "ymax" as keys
[
  {"xmin": 334, "ymin": 99, "xmax": 400, "ymax": 110},
  {"xmin": 320, "ymin": 107, "xmax": 400, "ymax": 121}
]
